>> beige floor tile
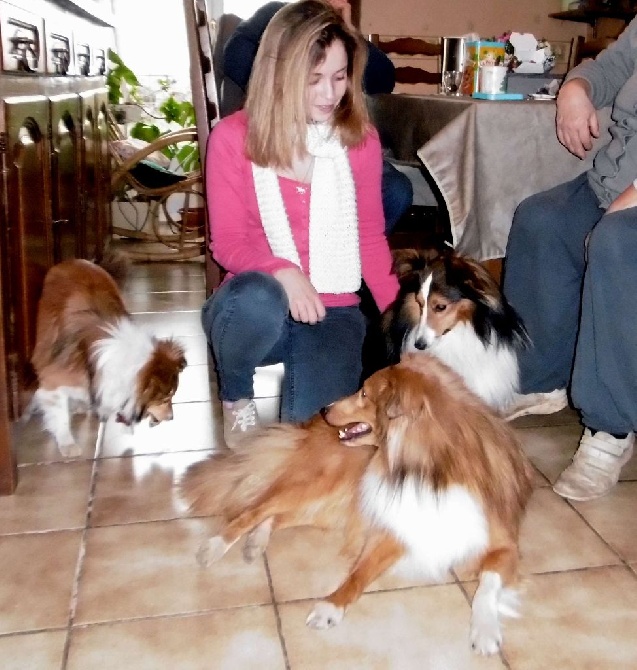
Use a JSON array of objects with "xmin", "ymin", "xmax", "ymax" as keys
[
  {"xmin": 13, "ymin": 412, "xmax": 100, "ymax": 465},
  {"xmin": 99, "ymin": 400, "xmax": 221, "ymax": 457},
  {"xmin": 571, "ymin": 481, "xmax": 637, "ymax": 563},
  {"xmin": 0, "ymin": 462, "xmax": 92, "ymax": 533},
  {"xmin": 518, "ymin": 488, "xmax": 621, "ymax": 574},
  {"xmin": 279, "ymin": 584, "xmax": 505, "ymax": 670},
  {"xmin": 0, "ymin": 630, "xmax": 67, "ymax": 670},
  {"xmin": 75, "ymin": 519, "xmax": 271, "ymax": 624},
  {"xmin": 132, "ymin": 310, "xmax": 204, "ymax": 338},
  {"xmin": 179, "ymin": 333, "xmax": 209, "ymax": 366},
  {"xmin": 0, "ymin": 531, "xmax": 81, "ymax": 633},
  {"xmin": 124, "ymin": 260, "xmax": 204, "ymax": 282},
  {"xmin": 503, "ymin": 567, "xmax": 637, "ymax": 670},
  {"xmin": 268, "ymin": 527, "xmax": 452, "ymax": 606},
  {"xmin": 516, "ymin": 424, "xmax": 583, "ymax": 484},
  {"xmin": 173, "ymin": 364, "xmax": 212, "ymax": 403},
  {"xmin": 122, "ymin": 271, "xmax": 205, "ymax": 295},
  {"xmin": 91, "ymin": 451, "xmax": 213, "ymax": 526},
  {"xmin": 124, "ymin": 289, "xmax": 206, "ymax": 313},
  {"xmin": 67, "ymin": 607, "xmax": 285, "ymax": 670}
]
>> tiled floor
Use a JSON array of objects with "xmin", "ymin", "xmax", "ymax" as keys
[{"xmin": 1, "ymin": 259, "xmax": 637, "ymax": 670}]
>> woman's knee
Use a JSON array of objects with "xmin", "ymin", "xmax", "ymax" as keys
[{"xmin": 202, "ymin": 272, "xmax": 288, "ymax": 335}]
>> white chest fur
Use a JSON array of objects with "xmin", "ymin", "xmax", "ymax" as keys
[{"xmin": 360, "ymin": 473, "xmax": 489, "ymax": 581}]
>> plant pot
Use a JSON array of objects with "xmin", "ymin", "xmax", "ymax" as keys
[{"xmin": 178, "ymin": 206, "xmax": 206, "ymax": 233}]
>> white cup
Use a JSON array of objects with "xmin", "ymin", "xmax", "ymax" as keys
[
  {"xmin": 479, "ymin": 65, "xmax": 507, "ymax": 94},
  {"xmin": 441, "ymin": 70, "xmax": 463, "ymax": 96}
]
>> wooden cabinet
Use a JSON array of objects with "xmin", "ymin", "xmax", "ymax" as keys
[{"xmin": 0, "ymin": 0, "xmax": 113, "ymax": 494}]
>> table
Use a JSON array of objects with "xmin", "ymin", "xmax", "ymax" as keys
[{"xmin": 368, "ymin": 93, "xmax": 611, "ymax": 262}]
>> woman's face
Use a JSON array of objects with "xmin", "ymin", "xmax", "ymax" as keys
[{"xmin": 306, "ymin": 39, "xmax": 348, "ymax": 123}]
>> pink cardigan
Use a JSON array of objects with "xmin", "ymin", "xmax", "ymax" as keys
[{"xmin": 206, "ymin": 110, "xmax": 399, "ymax": 312}]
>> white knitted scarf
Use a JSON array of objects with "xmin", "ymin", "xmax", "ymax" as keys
[{"xmin": 252, "ymin": 123, "xmax": 361, "ymax": 294}]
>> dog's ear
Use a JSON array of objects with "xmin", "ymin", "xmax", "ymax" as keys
[
  {"xmin": 391, "ymin": 248, "xmax": 430, "ymax": 280},
  {"xmin": 382, "ymin": 371, "xmax": 425, "ymax": 420},
  {"xmin": 157, "ymin": 339, "xmax": 187, "ymax": 371}
]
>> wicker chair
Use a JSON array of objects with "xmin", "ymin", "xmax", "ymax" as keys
[{"xmin": 109, "ymin": 113, "xmax": 205, "ymax": 261}]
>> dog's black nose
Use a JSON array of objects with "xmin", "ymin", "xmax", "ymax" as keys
[{"xmin": 414, "ymin": 339, "xmax": 428, "ymax": 351}]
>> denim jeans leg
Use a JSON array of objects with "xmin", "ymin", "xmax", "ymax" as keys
[
  {"xmin": 382, "ymin": 159, "xmax": 413, "ymax": 235},
  {"xmin": 572, "ymin": 210, "xmax": 637, "ymax": 434},
  {"xmin": 280, "ymin": 306, "xmax": 366, "ymax": 423},
  {"xmin": 502, "ymin": 174, "xmax": 603, "ymax": 393},
  {"xmin": 201, "ymin": 272, "xmax": 288, "ymax": 401}
]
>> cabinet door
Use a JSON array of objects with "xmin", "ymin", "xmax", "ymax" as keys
[
  {"xmin": 79, "ymin": 88, "xmax": 110, "ymax": 261},
  {"xmin": 93, "ymin": 87, "xmax": 110, "ymax": 261},
  {"xmin": 0, "ymin": 95, "xmax": 53, "ymax": 407},
  {"xmin": 50, "ymin": 93, "xmax": 81, "ymax": 262}
]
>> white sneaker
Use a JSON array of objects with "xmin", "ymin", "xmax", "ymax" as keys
[
  {"xmin": 222, "ymin": 399, "xmax": 260, "ymax": 448},
  {"xmin": 553, "ymin": 429, "xmax": 634, "ymax": 501},
  {"xmin": 504, "ymin": 389, "xmax": 568, "ymax": 421}
]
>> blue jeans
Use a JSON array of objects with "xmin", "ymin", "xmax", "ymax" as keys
[
  {"xmin": 382, "ymin": 160, "xmax": 413, "ymax": 234},
  {"xmin": 503, "ymin": 172, "xmax": 637, "ymax": 434},
  {"xmin": 201, "ymin": 271, "xmax": 366, "ymax": 423}
]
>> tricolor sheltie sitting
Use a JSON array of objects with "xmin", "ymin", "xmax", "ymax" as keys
[
  {"xmin": 381, "ymin": 249, "xmax": 529, "ymax": 414},
  {"xmin": 26, "ymin": 258, "xmax": 186, "ymax": 457},
  {"xmin": 181, "ymin": 355, "xmax": 534, "ymax": 655}
]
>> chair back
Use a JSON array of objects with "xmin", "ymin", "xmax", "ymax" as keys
[
  {"xmin": 183, "ymin": 0, "xmax": 219, "ymax": 167},
  {"xmin": 369, "ymin": 34, "xmax": 442, "ymax": 87},
  {"xmin": 572, "ymin": 35, "xmax": 616, "ymax": 68},
  {"xmin": 212, "ymin": 13, "xmax": 245, "ymax": 117}
]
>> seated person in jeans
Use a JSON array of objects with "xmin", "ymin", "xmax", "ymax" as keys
[
  {"xmin": 222, "ymin": 0, "xmax": 412, "ymax": 234},
  {"xmin": 503, "ymin": 19, "xmax": 637, "ymax": 501}
]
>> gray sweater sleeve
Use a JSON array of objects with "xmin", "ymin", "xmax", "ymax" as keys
[{"xmin": 565, "ymin": 17, "xmax": 637, "ymax": 109}]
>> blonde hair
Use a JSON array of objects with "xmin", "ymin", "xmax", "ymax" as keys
[{"xmin": 244, "ymin": 0, "xmax": 369, "ymax": 168}]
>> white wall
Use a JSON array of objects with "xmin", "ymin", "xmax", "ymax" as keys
[{"xmin": 111, "ymin": 0, "xmax": 190, "ymax": 84}]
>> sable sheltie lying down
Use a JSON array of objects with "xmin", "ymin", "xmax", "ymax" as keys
[
  {"xmin": 181, "ymin": 354, "xmax": 534, "ymax": 655},
  {"xmin": 382, "ymin": 249, "xmax": 529, "ymax": 414},
  {"xmin": 26, "ymin": 258, "xmax": 186, "ymax": 457}
]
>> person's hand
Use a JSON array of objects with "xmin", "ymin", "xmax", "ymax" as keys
[
  {"xmin": 556, "ymin": 78, "xmax": 599, "ymax": 159},
  {"xmin": 327, "ymin": 0, "xmax": 353, "ymax": 28},
  {"xmin": 274, "ymin": 267, "xmax": 326, "ymax": 324},
  {"xmin": 607, "ymin": 182, "xmax": 637, "ymax": 213}
]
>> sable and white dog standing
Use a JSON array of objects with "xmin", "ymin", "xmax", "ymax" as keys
[
  {"xmin": 382, "ymin": 249, "xmax": 529, "ymax": 414},
  {"xmin": 26, "ymin": 258, "xmax": 186, "ymax": 456}
]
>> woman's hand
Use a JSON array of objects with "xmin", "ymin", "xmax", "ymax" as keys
[
  {"xmin": 556, "ymin": 78, "xmax": 599, "ymax": 159},
  {"xmin": 274, "ymin": 267, "xmax": 326, "ymax": 324},
  {"xmin": 607, "ymin": 182, "xmax": 637, "ymax": 213}
]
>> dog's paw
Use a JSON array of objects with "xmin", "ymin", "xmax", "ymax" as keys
[
  {"xmin": 306, "ymin": 601, "xmax": 344, "ymax": 630},
  {"xmin": 58, "ymin": 442, "xmax": 82, "ymax": 458},
  {"xmin": 196, "ymin": 536, "xmax": 231, "ymax": 567},
  {"xmin": 242, "ymin": 521, "xmax": 272, "ymax": 563},
  {"xmin": 243, "ymin": 538, "xmax": 266, "ymax": 563},
  {"xmin": 470, "ymin": 621, "xmax": 502, "ymax": 656}
]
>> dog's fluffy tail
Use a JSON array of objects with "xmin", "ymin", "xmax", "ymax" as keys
[
  {"xmin": 180, "ymin": 424, "xmax": 306, "ymax": 520},
  {"xmin": 97, "ymin": 249, "xmax": 131, "ymax": 286}
]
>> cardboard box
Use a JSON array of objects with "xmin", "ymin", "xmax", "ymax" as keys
[{"xmin": 461, "ymin": 41, "xmax": 506, "ymax": 95}]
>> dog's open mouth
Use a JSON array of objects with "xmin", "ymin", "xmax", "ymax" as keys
[{"xmin": 337, "ymin": 422, "xmax": 371, "ymax": 442}]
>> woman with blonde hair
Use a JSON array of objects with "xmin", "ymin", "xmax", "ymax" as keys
[{"xmin": 202, "ymin": 0, "xmax": 399, "ymax": 446}]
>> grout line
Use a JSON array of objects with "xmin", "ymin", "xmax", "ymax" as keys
[
  {"xmin": 60, "ymin": 421, "xmax": 105, "ymax": 670},
  {"xmin": 263, "ymin": 553, "xmax": 291, "ymax": 670}
]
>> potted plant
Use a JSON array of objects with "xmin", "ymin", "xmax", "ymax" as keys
[{"xmin": 107, "ymin": 49, "xmax": 143, "ymax": 124}]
